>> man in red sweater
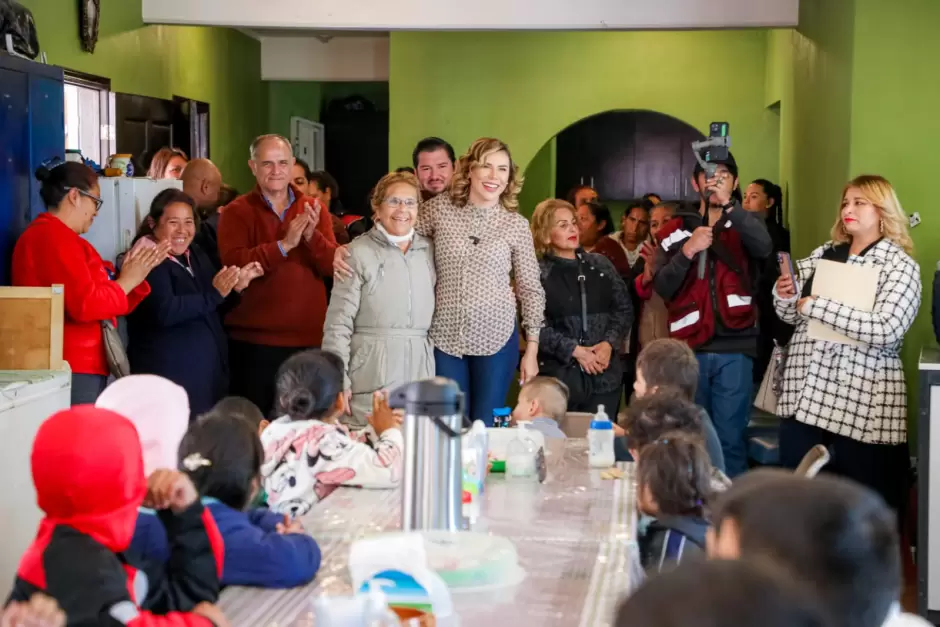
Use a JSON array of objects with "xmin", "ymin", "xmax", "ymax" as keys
[{"xmin": 218, "ymin": 134, "xmax": 337, "ymax": 416}]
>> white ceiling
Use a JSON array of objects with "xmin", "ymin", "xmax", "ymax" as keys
[{"xmin": 144, "ymin": 0, "xmax": 799, "ymax": 31}]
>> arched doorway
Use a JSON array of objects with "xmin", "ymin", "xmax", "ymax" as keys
[{"xmin": 555, "ymin": 110, "xmax": 706, "ymax": 203}]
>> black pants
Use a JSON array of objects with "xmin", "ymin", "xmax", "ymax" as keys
[
  {"xmin": 228, "ymin": 340, "xmax": 311, "ymax": 418},
  {"xmin": 779, "ymin": 418, "xmax": 910, "ymax": 520},
  {"xmin": 622, "ymin": 352, "xmax": 637, "ymax": 405}
]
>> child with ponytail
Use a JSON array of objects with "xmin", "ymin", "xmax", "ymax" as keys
[{"xmin": 260, "ymin": 350, "xmax": 403, "ymax": 518}]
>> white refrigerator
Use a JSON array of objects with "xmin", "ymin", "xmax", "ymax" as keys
[
  {"xmin": 84, "ymin": 177, "xmax": 183, "ymax": 264},
  {"xmin": 0, "ymin": 369, "xmax": 71, "ymax": 593}
]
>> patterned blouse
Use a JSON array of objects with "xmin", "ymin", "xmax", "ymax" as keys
[
  {"xmin": 418, "ymin": 193, "xmax": 545, "ymax": 357},
  {"xmin": 773, "ymin": 239, "xmax": 921, "ymax": 445}
]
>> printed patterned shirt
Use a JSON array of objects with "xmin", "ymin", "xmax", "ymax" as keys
[{"xmin": 418, "ymin": 193, "xmax": 545, "ymax": 357}]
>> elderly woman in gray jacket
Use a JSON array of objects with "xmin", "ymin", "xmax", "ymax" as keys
[{"xmin": 322, "ymin": 171, "xmax": 436, "ymax": 427}]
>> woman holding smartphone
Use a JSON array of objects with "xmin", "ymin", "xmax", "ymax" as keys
[{"xmin": 772, "ymin": 175, "xmax": 920, "ymax": 517}]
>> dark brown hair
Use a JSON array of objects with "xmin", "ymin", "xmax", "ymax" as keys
[
  {"xmin": 211, "ymin": 396, "xmax": 266, "ymax": 430},
  {"xmin": 133, "ymin": 188, "xmax": 197, "ymax": 244},
  {"xmin": 711, "ymin": 470, "xmax": 900, "ymax": 627},
  {"xmin": 582, "ymin": 201, "xmax": 614, "ymax": 236},
  {"xmin": 178, "ymin": 412, "xmax": 264, "ymax": 511},
  {"xmin": 147, "ymin": 147, "xmax": 188, "ymax": 179},
  {"xmin": 622, "ymin": 392, "xmax": 703, "ymax": 451},
  {"xmin": 565, "ymin": 184, "xmax": 595, "ymax": 206},
  {"xmin": 310, "ymin": 170, "xmax": 340, "ymax": 200},
  {"xmin": 636, "ymin": 339, "xmax": 699, "ymax": 401},
  {"xmin": 276, "ymin": 349, "xmax": 345, "ymax": 421},
  {"xmin": 218, "ymin": 184, "xmax": 239, "ymax": 208},
  {"xmin": 636, "ymin": 430, "xmax": 711, "ymax": 517},
  {"xmin": 35, "ymin": 161, "xmax": 97, "ymax": 209},
  {"xmin": 615, "ymin": 559, "xmax": 828, "ymax": 627}
]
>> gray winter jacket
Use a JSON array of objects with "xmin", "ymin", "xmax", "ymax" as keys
[{"xmin": 322, "ymin": 228, "xmax": 436, "ymax": 427}]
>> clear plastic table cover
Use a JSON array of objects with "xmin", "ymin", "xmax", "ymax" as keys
[{"xmin": 218, "ymin": 439, "xmax": 643, "ymax": 627}]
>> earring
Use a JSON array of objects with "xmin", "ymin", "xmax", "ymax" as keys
[{"xmin": 879, "ymin": 218, "xmax": 884, "ymax": 233}]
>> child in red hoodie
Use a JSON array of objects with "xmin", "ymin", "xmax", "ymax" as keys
[{"xmin": 5, "ymin": 406, "xmax": 227, "ymax": 627}]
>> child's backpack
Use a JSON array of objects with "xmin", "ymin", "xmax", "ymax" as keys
[{"xmin": 639, "ymin": 515, "xmax": 708, "ymax": 573}]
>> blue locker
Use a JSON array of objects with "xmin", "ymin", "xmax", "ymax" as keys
[{"xmin": 0, "ymin": 55, "xmax": 64, "ymax": 284}]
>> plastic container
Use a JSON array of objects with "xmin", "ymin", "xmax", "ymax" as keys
[
  {"xmin": 312, "ymin": 582, "xmax": 399, "ymax": 627},
  {"xmin": 492, "ymin": 406, "xmax": 511, "ymax": 428},
  {"xmin": 461, "ymin": 420, "xmax": 488, "ymax": 522},
  {"xmin": 588, "ymin": 404, "xmax": 616, "ymax": 468},
  {"xmin": 505, "ymin": 422, "xmax": 538, "ymax": 480},
  {"xmin": 348, "ymin": 533, "xmax": 459, "ymax": 626}
]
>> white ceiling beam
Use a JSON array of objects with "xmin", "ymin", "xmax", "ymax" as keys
[
  {"xmin": 260, "ymin": 35, "xmax": 389, "ymax": 81},
  {"xmin": 143, "ymin": 0, "xmax": 798, "ymax": 31}
]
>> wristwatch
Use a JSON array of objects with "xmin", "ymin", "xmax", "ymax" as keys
[{"xmin": 721, "ymin": 201, "xmax": 735, "ymax": 211}]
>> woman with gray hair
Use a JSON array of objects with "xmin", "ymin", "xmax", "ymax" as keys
[{"xmin": 322, "ymin": 171, "xmax": 436, "ymax": 427}]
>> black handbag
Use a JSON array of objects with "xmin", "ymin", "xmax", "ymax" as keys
[{"xmin": 539, "ymin": 254, "xmax": 595, "ymax": 409}]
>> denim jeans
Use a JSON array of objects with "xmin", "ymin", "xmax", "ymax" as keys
[
  {"xmin": 434, "ymin": 327, "xmax": 520, "ymax": 426},
  {"xmin": 694, "ymin": 352, "xmax": 753, "ymax": 477},
  {"xmin": 71, "ymin": 373, "xmax": 108, "ymax": 405}
]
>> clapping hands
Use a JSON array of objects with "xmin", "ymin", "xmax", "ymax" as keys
[
  {"xmin": 235, "ymin": 261, "xmax": 264, "ymax": 292},
  {"xmin": 302, "ymin": 202, "xmax": 320, "ymax": 242}
]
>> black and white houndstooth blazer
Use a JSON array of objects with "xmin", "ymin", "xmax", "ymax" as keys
[{"xmin": 772, "ymin": 239, "xmax": 921, "ymax": 444}]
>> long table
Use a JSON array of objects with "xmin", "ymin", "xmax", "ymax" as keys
[{"xmin": 219, "ymin": 439, "xmax": 642, "ymax": 626}]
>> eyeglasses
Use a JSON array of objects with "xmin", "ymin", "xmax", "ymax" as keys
[
  {"xmin": 385, "ymin": 197, "xmax": 418, "ymax": 208},
  {"xmin": 74, "ymin": 188, "xmax": 103, "ymax": 212}
]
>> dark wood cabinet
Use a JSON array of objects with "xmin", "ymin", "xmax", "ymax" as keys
[
  {"xmin": 555, "ymin": 111, "xmax": 705, "ymax": 203},
  {"xmin": 115, "ymin": 93, "xmax": 175, "ymax": 174}
]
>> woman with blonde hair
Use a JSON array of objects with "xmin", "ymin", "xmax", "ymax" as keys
[
  {"xmin": 322, "ymin": 171, "xmax": 435, "ymax": 427},
  {"xmin": 773, "ymin": 174, "xmax": 920, "ymax": 515},
  {"xmin": 147, "ymin": 147, "xmax": 188, "ymax": 180},
  {"xmin": 531, "ymin": 199, "xmax": 631, "ymax": 414},
  {"xmin": 335, "ymin": 138, "xmax": 545, "ymax": 424}
]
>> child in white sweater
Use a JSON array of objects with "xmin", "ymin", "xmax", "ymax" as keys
[{"xmin": 261, "ymin": 350, "xmax": 403, "ymax": 517}]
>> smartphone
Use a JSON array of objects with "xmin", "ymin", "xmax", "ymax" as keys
[
  {"xmin": 707, "ymin": 122, "xmax": 730, "ymax": 161},
  {"xmin": 777, "ymin": 252, "xmax": 795, "ymax": 278}
]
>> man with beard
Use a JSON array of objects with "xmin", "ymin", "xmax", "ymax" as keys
[{"xmin": 412, "ymin": 137, "xmax": 455, "ymax": 200}]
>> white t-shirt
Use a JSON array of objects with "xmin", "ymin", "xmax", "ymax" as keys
[{"xmin": 882, "ymin": 603, "xmax": 932, "ymax": 627}]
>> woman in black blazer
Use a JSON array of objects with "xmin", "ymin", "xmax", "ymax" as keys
[{"xmin": 127, "ymin": 189, "xmax": 262, "ymax": 417}]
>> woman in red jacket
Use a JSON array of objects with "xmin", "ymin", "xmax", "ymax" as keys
[{"xmin": 12, "ymin": 161, "xmax": 169, "ymax": 404}]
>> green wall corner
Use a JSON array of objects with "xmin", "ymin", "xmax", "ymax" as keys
[
  {"xmin": 265, "ymin": 81, "xmax": 323, "ymax": 138},
  {"xmin": 20, "ymin": 0, "xmax": 265, "ymax": 191},
  {"xmin": 517, "ymin": 137, "xmax": 556, "ymax": 218}
]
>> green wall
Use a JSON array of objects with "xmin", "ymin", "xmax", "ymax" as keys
[
  {"xmin": 846, "ymin": 0, "xmax": 940, "ymax": 425},
  {"xmin": 781, "ymin": 0, "xmax": 857, "ymax": 257},
  {"xmin": 266, "ymin": 81, "xmax": 322, "ymax": 137},
  {"xmin": 20, "ymin": 0, "xmax": 265, "ymax": 191},
  {"xmin": 388, "ymin": 31, "xmax": 781, "ymax": 209},
  {"xmin": 516, "ymin": 138, "xmax": 556, "ymax": 217}
]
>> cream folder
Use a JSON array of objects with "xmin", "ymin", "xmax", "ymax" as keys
[{"xmin": 806, "ymin": 259, "xmax": 880, "ymax": 346}]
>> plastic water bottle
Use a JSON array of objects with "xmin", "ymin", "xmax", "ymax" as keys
[
  {"xmin": 463, "ymin": 420, "xmax": 488, "ymax": 496},
  {"xmin": 588, "ymin": 405, "xmax": 616, "ymax": 468},
  {"xmin": 506, "ymin": 422, "xmax": 538, "ymax": 480},
  {"xmin": 492, "ymin": 406, "xmax": 512, "ymax": 428}
]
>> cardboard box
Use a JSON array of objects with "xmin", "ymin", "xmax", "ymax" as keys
[{"xmin": 0, "ymin": 285, "xmax": 65, "ymax": 371}]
